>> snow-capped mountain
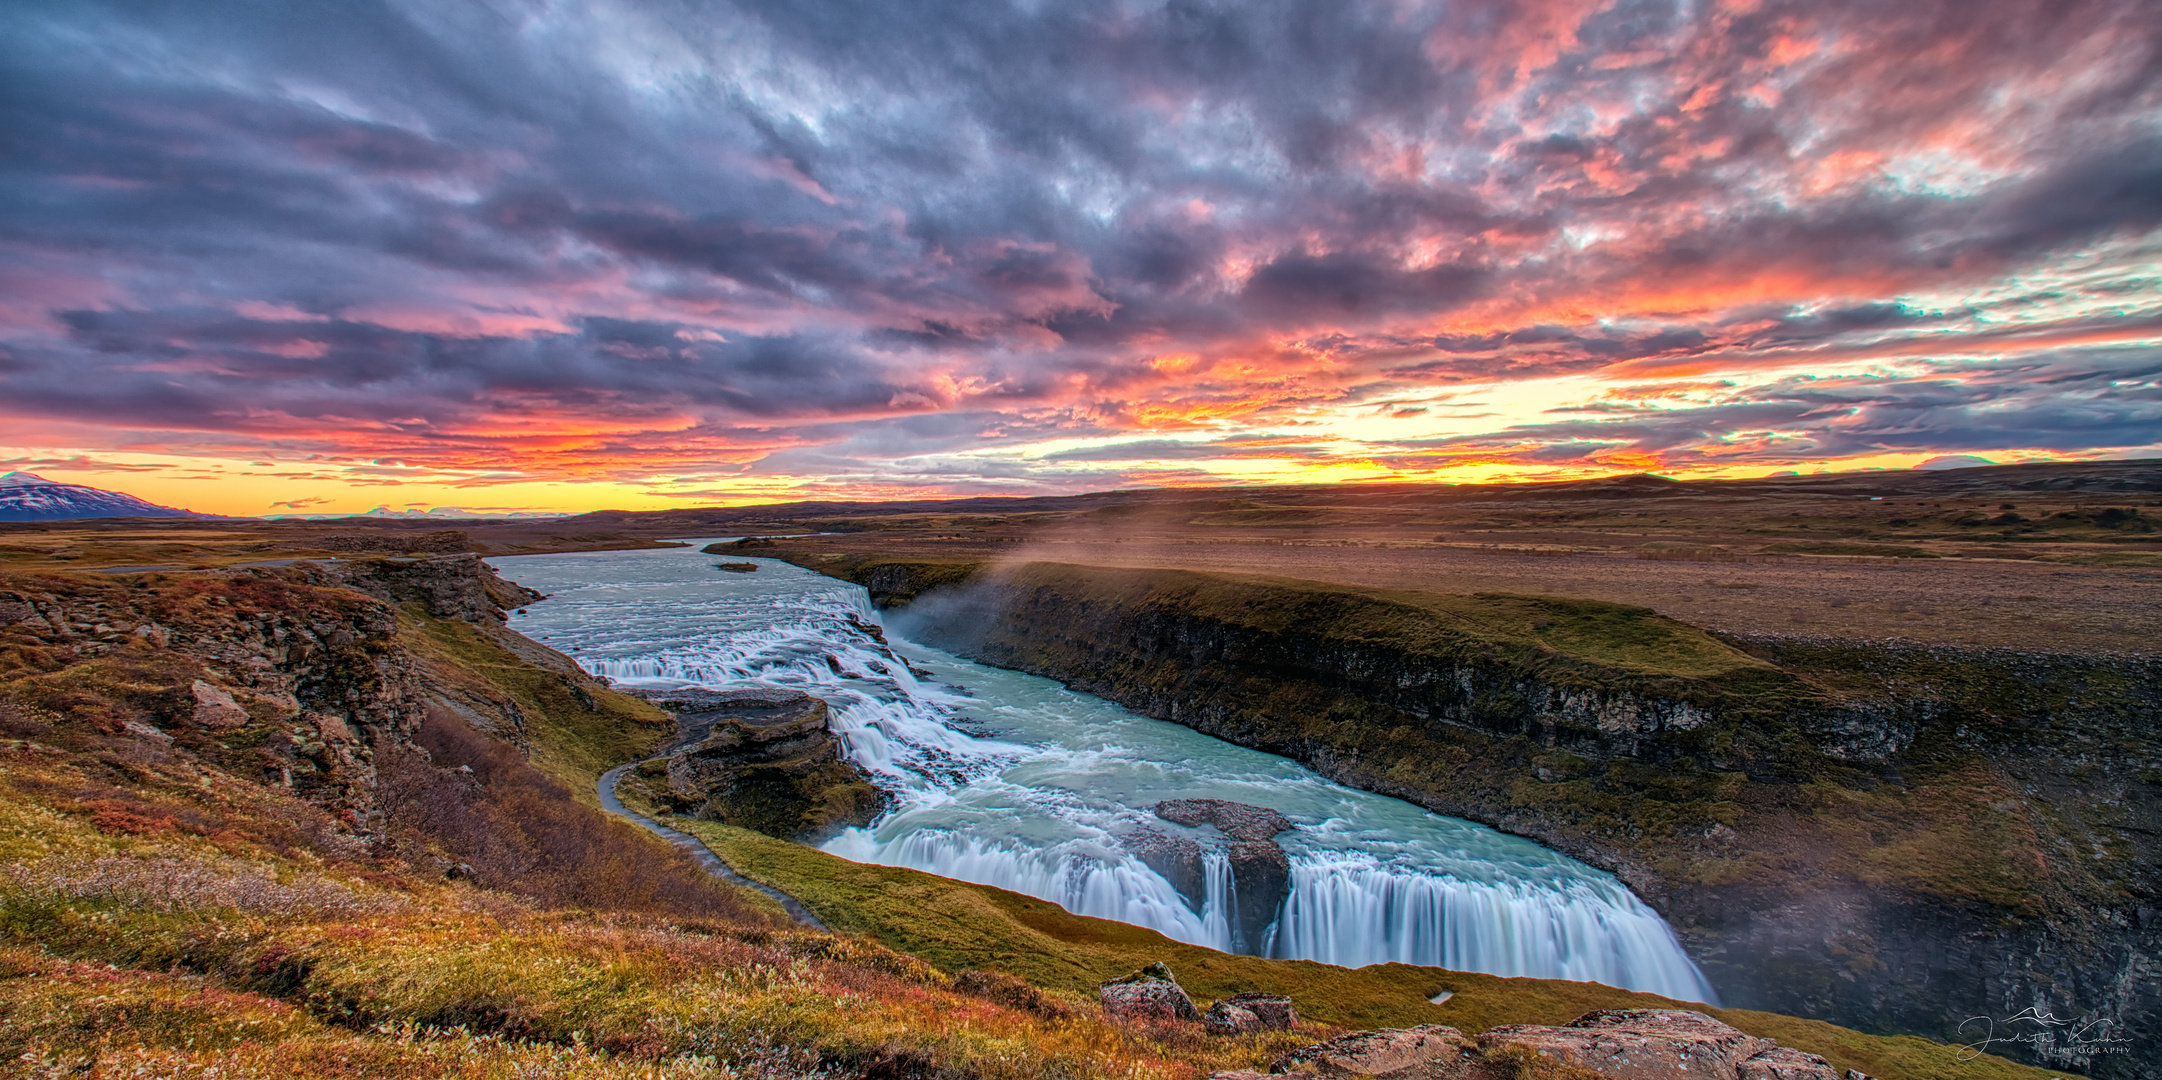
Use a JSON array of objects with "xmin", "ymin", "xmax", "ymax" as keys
[{"xmin": 0, "ymin": 472, "xmax": 205, "ymax": 522}]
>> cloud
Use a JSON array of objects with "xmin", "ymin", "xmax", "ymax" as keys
[
  {"xmin": 0, "ymin": 0, "xmax": 2157, "ymax": 496},
  {"xmin": 0, "ymin": 454, "xmax": 173, "ymax": 473},
  {"xmin": 1040, "ymin": 436, "xmax": 1337, "ymax": 462}
]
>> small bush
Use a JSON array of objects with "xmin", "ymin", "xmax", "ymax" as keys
[
  {"xmin": 3, "ymin": 853, "xmax": 395, "ymax": 918},
  {"xmin": 952, "ymin": 969, "xmax": 1073, "ymax": 1020},
  {"xmin": 376, "ymin": 707, "xmax": 770, "ymax": 922}
]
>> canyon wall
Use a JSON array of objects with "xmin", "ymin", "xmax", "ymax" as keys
[{"xmin": 799, "ymin": 555, "xmax": 2158, "ymax": 1080}]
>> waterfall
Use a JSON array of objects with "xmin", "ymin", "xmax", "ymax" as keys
[
  {"xmin": 823, "ymin": 827, "xmax": 1233, "ymax": 951},
  {"xmin": 1271, "ymin": 854, "xmax": 1712, "ymax": 995},
  {"xmin": 500, "ymin": 546, "xmax": 1718, "ymax": 1004}
]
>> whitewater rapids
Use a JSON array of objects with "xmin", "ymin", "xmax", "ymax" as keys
[{"xmin": 494, "ymin": 544, "xmax": 1716, "ymax": 1003}]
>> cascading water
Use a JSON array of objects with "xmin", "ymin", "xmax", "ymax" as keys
[{"xmin": 494, "ymin": 543, "xmax": 1717, "ymax": 1003}]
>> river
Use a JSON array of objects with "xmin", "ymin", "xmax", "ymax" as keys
[{"xmin": 493, "ymin": 543, "xmax": 1716, "ymax": 1003}]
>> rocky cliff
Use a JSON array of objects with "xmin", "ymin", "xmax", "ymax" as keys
[
  {"xmin": 0, "ymin": 553, "xmax": 716, "ymax": 912},
  {"xmin": 617, "ymin": 687, "xmax": 887, "ymax": 842},
  {"xmin": 788, "ymin": 555, "xmax": 2156, "ymax": 1080}
]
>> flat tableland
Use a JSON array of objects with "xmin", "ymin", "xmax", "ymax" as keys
[
  {"xmin": 655, "ymin": 461, "xmax": 2162, "ymax": 655},
  {"xmin": 5, "ymin": 459, "xmax": 2156, "ymax": 653}
]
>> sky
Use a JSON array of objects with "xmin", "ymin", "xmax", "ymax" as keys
[{"xmin": 2, "ymin": 0, "xmax": 2159, "ymax": 517}]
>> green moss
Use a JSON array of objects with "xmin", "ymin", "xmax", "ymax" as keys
[{"xmin": 986, "ymin": 563, "xmax": 1792, "ymax": 692}]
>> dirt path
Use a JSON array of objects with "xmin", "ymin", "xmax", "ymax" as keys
[{"xmin": 596, "ymin": 760, "xmax": 829, "ymax": 930}]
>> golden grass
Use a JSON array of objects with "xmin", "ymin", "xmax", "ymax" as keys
[
  {"xmin": 673, "ymin": 819, "xmax": 2077, "ymax": 1080},
  {"xmin": 0, "ymin": 556, "xmax": 2093, "ymax": 1080}
]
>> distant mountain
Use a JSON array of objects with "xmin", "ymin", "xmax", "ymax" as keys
[{"xmin": 0, "ymin": 472, "xmax": 205, "ymax": 522}]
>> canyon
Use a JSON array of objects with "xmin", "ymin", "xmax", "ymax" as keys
[
  {"xmin": 0, "ymin": 501, "xmax": 2140, "ymax": 1079},
  {"xmin": 779, "ymin": 551, "xmax": 2158, "ymax": 1080}
]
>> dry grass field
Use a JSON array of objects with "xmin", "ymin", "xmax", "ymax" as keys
[
  {"xmin": 707, "ymin": 463, "xmax": 2162, "ymax": 655},
  {"xmin": 10, "ymin": 461, "xmax": 2156, "ymax": 654}
]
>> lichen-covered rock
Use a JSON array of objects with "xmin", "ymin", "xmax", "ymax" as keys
[
  {"xmin": 190, "ymin": 679, "xmax": 250, "ymax": 728},
  {"xmin": 1269, "ymin": 1024, "xmax": 1482, "ymax": 1077},
  {"xmin": 1203, "ymin": 991, "xmax": 1298, "ymax": 1034},
  {"xmin": 1734, "ymin": 1047, "xmax": 1842, "ymax": 1080},
  {"xmin": 1477, "ymin": 1010, "xmax": 1774, "ymax": 1080},
  {"xmin": 1099, "ymin": 962, "xmax": 1201, "ymax": 1022}
]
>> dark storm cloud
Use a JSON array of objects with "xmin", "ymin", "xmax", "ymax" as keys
[
  {"xmin": 1386, "ymin": 348, "xmax": 2162, "ymax": 467},
  {"xmin": 0, "ymin": 0, "xmax": 2158, "ymax": 483}
]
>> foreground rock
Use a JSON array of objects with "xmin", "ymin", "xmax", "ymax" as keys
[
  {"xmin": 627, "ymin": 688, "xmax": 886, "ymax": 841},
  {"xmin": 1099, "ymin": 962, "xmax": 1201, "ymax": 1023},
  {"xmin": 1479, "ymin": 1010, "xmax": 1774, "ymax": 1080},
  {"xmin": 1153, "ymin": 798, "xmax": 1296, "ymax": 952},
  {"xmin": 1262, "ymin": 1024, "xmax": 1483, "ymax": 1077},
  {"xmin": 1204, "ymin": 991, "xmax": 1299, "ymax": 1034},
  {"xmin": 1230, "ymin": 1011, "xmax": 1854, "ymax": 1080}
]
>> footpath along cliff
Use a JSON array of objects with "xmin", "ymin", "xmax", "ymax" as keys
[{"xmin": 779, "ymin": 552, "xmax": 2159, "ymax": 1080}]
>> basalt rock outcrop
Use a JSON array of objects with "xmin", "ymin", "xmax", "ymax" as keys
[
  {"xmin": 297, "ymin": 552, "xmax": 542, "ymax": 625},
  {"xmin": 630, "ymin": 687, "xmax": 886, "ymax": 842},
  {"xmin": 1120, "ymin": 825, "xmax": 1207, "ymax": 911},
  {"xmin": 0, "ymin": 554, "xmax": 585, "ymax": 839},
  {"xmin": 804, "ymin": 556, "xmax": 2162, "ymax": 1080},
  {"xmin": 1153, "ymin": 798, "xmax": 1297, "ymax": 954}
]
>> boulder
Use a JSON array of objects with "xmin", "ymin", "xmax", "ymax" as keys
[
  {"xmin": 1098, "ymin": 962, "xmax": 1201, "ymax": 1023},
  {"xmin": 190, "ymin": 679, "xmax": 250, "ymax": 728},
  {"xmin": 1203, "ymin": 991, "xmax": 1298, "ymax": 1034},
  {"xmin": 1476, "ymin": 1010, "xmax": 1775, "ymax": 1080},
  {"xmin": 1270, "ymin": 1024, "xmax": 1483, "ymax": 1077},
  {"xmin": 1734, "ymin": 1047, "xmax": 1842, "ymax": 1080}
]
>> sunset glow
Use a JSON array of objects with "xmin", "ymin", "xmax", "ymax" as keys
[{"xmin": 3, "ymin": 0, "xmax": 2157, "ymax": 516}]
